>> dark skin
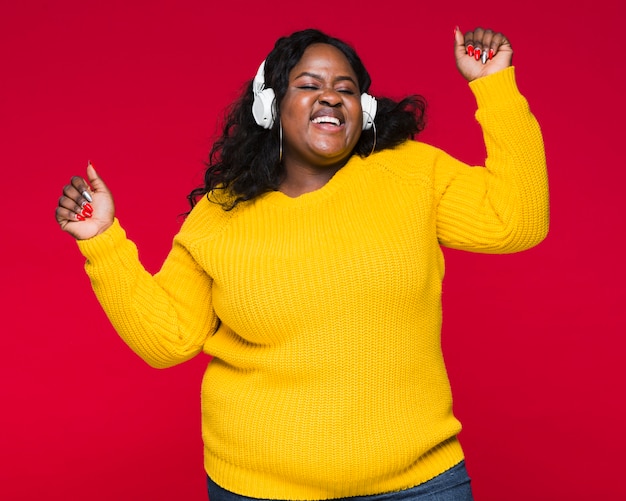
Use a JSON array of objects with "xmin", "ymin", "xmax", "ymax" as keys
[
  {"xmin": 55, "ymin": 27, "xmax": 512, "ymax": 239},
  {"xmin": 278, "ymin": 43, "xmax": 364, "ymax": 198}
]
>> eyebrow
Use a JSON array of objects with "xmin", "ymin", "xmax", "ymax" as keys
[{"xmin": 293, "ymin": 71, "xmax": 358, "ymax": 86}]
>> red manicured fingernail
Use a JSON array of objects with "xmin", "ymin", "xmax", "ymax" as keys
[
  {"xmin": 489, "ymin": 49, "xmax": 494, "ymax": 60},
  {"xmin": 474, "ymin": 48, "xmax": 481, "ymax": 60},
  {"xmin": 81, "ymin": 209, "xmax": 92, "ymax": 218},
  {"xmin": 76, "ymin": 213, "xmax": 86, "ymax": 221},
  {"xmin": 83, "ymin": 203, "xmax": 94, "ymax": 213},
  {"xmin": 467, "ymin": 44, "xmax": 474, "ymax": 56}
]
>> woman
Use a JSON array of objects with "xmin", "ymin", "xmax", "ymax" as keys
[{"xmin": 55, "ymin": 27, "xmax": 549, "ymax": 500}]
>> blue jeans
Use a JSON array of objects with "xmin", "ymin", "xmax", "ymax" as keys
[{"xmin": 206, "ymin": 461, "xmax": 473, "ymax": 501}]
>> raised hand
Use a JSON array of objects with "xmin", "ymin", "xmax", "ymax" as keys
[
  {"xmin": 454, "ymin": 26, "xmax": 513, "ymax": 82},
  {"xmin": 56, "ymin": 163, "xmax": 115, "ymax": 240}
]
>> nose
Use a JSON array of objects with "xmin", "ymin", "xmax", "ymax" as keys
[{"xmin": 318, "ymin": 88, "xmax": 342, "ymax": 107}]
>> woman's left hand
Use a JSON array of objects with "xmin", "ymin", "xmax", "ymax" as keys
[{"xmin": 454, "ymin": 26, "xmax": 513, "ymax": 82}]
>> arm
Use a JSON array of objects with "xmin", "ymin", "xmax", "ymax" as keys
[
  {"xmin": 434, "ymin": 28, "xmax": 549, "ymax": 253},
  {"xmin": 56, "ymin": 165, "xmax": 218, "ymax": 368},
  {"xmin": 79, "ymin": 219, "xmax": 217, "ymax": 368}
]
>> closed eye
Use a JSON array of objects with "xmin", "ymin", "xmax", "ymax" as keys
[{"xmin": 297, "ymin": 86, "xmax": 356, "ymax": 95}]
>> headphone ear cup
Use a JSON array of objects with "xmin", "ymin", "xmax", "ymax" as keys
[
  {"xmin": 361, "ymin": 93, "xmax": 377, "ymax": 131},
  {"xmin": 252, "ymin": 88, "xmax": 276, "ymax": 129},
  {"xmin": 252, "ymin": 60, "xmax": 276, "ymax": 129}
]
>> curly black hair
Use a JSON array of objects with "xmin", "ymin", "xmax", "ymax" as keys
[{"xmin": 188, "ymin": 28, "xmax": 427, "ymax": 211}]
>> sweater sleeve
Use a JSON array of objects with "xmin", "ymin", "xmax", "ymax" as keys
[
  {"xmin": 434, "ymin": 66, "xmax": 549, "ymax": 253},
  {"xmin": 76, "ymin": 217, "xmax": 218, "ymax": 368}
]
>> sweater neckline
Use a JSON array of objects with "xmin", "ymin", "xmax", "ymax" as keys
[{"xmin": 261, "ymin": 155, "xmax": 362, "ymax": 208}]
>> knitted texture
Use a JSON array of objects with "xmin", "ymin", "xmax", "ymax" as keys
[{"xmin": 78, "ymin": 67, "xmax": 549, "ymax": 499}]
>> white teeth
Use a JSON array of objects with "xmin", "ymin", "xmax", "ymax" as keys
[{"xmin": 311, "ymin": 116, "xmax": 341, "ymax": 126}]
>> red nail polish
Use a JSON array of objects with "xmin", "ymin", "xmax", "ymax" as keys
[
  {"xmin": 81, "ymin": 209, "xmax": 92, "ymax": 218},
  {"xmin": 83, "ymin": 203, "xmax": 93, "ymax": 214},
  {"xmin": 474, "ymin": 48, "xmax": 481, "ymax": 60},
  {"xmin": 467, "ymin": 44, "xmax": 474, "ymax": 56},
  {"xmin": 489, "ymin": 49, "xmax": 494, "ymax": 60},
  {"xmin": 76, "ymin": 213, "xmax": 86, "ymax": 221}
]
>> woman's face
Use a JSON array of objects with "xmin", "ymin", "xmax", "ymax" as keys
[{"xmin": 279, "ymin": 43, "xmax": 363, "ymax": 171}]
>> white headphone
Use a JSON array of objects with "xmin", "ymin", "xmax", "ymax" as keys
[
  {"xmin": 252, "ymin": 60, "xmax": 377, "ymax": 131},
  {"xmin": 252, "ymin": 61, "xmax": 276, "ymax": 129}
]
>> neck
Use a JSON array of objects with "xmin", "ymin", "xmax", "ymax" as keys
[{"xmin": 279, "ymin": 162, "xmax": 345, "ymax": 198}]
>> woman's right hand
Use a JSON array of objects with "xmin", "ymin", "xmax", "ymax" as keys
[{"xmin": 56, "ymin": 163, "xmax": 115, "ymax": 240}]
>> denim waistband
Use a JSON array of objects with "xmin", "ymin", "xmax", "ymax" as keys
[{"xmin": 206, "ymin": 461, "xmax": 473, "ymax": 501}]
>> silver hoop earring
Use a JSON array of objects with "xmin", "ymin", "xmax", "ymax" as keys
[
  {"xmin": 363, "ymin": 111, "xmax": 377, "ymax": 156},
  {"xmin": 279, "ymin": 121, "xmax": 283, "ymax": 163}
]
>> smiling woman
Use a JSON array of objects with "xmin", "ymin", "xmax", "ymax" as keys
[
  {"xmin": 189, "ymin": 28, "xmax": 424, "ymax": 210},
  {"xmin": 55, "ymin": 27, "xmax": 549, "ymax": 501}
]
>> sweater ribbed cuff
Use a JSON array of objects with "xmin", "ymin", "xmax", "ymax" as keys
[
  {"xmin": 76, "ymin": 218, "xmax": 128, "ymax": 261},
  {"xmin": 469, "ymin": 66, "xmax": 520, "ymax": 109}
]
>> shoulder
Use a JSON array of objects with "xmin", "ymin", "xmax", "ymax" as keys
[
  {"xmin": 363, "ymin": 140, "xmax": 454, "ymax": 182},
  {"xmin": 174, "ymin": 193, "xmax": 241, "ymax": 249}
]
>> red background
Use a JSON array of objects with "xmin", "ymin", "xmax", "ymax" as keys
[{"xmin": 2, "ymin": 1, "xmax": 625, "ymax": 500}]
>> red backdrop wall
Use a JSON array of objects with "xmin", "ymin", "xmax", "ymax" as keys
[{"xmin": 2, "ymin": 1, "xmax": 625, "ymax": 500}]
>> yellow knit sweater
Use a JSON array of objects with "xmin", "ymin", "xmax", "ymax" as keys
[{"xmin": 78, "ymin": 67, "xmax": 549, "ymax": 499}]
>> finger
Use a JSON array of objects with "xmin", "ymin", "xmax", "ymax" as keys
[
  {"xmin": 63, "ymin": 177, "xmax": 93, "ymax": 211},
  {"xmin": 480, "ymin": 29, "xmax": 494, "ymax": 63},
  {"xmin": 58, "ymin": 193, "xmax": 94, "ymax": 221},
  {"xmin": 463, "ymin": 29, "xmax": 475, "ymax": 57},
  {"xmin": 86, "ymin": 162, "xmax": 110, "ymax": 194},
  {"xmin": 69, "ymin": 175, "xmax": 93, "ymax": 204},
  {"xmin": 64, "ymin": 179, "xmax": 84, "ymax": 203},
  {"xmin": 454, "ymin": 25, "xmax": 465, "ymax": 52},
  {"xmin": 465, "ymin": 27, "xmax": 485, "ymax": 61},
  {"xmin": 55, "ymin": 205, "xmax": 84, "ymax": 224},
  {"xmin": 489, "ymin": 32, "xmax": 512, "ymax": 58}
]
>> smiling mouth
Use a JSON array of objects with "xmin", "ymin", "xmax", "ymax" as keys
[{"xmin": 311, "ymin": 116, "xmax": 342, "ymax": 126}]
